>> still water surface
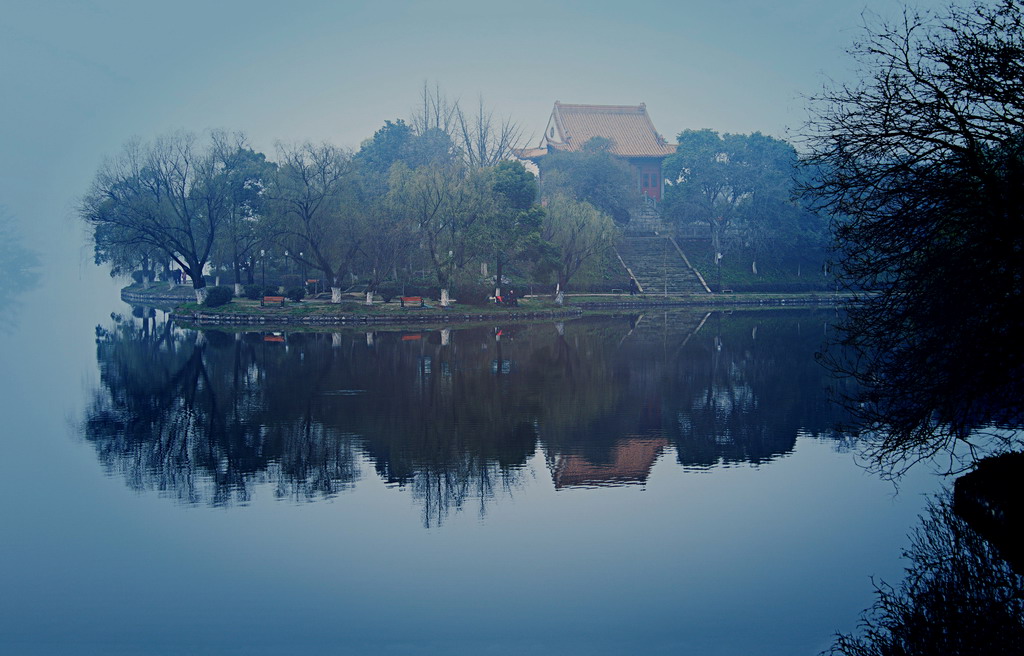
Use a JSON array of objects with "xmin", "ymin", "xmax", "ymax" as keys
[{"xmin": 0, "ymin": 277, "xmax": 938, "ymax": 655}]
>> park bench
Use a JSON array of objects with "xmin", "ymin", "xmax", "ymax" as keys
[
  {"xmin": 400, "ymin": 296, "xmax": 425, "ymax": 308},
  {"xmin": 262, "ymin": 295, "xmax": 286, "ymax": 307}
]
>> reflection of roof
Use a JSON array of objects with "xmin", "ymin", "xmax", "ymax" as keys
[
  {"xmin": 552, "ymin": 437, "xmax": 668, "ymax": 489},
  {"xmin": 545, "ymin": 103, "xmax": 676, "ymax": 158}
]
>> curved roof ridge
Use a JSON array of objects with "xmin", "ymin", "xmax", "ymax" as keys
[{"xmin": 544, "ymin": 102, "xmax": 675, "ymax": 158}]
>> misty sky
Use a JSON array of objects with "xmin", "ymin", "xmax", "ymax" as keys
[{"xmin": 2, "ymin": 0, "xmax": 950, "ymax": 255}]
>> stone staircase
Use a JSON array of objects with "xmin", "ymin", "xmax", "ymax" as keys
[
  {"xmin": 615, "ymin": 234, "xmax": 711, "ymax": 296},
  {"xmin": 627, "ymin": 197, "xmax": 664, "ymax": 234}
]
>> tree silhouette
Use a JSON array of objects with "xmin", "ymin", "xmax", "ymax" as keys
[{"xmin": 803, "ymin": 0, "xmax": 1024, "ymax": 475}]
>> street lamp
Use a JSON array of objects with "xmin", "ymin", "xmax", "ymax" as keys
[{"xmin": 260, "ymin": 249, "xmax": 266, "ymax": 305}]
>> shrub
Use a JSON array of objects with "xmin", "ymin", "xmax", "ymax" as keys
[
  {"xmin": 377, "ymin": 285, "xmax": 401, "ymax": 304},
  {"xmin": 131, "ymin": 270, "xmax": 145, "ymax": 284},
  {"xmin": 286, "ymin": 287, "xmax": 306, "ymax": 302},
  {"xmin": 203, "ymin": 286, "xmax": 234, "ymax": 307},
  {"xmin": 243, "ymin": 284, "xmax": 262, "ymax": 300},
  {"xmin": 281, "ymin": 274, "xmax": 302, "ymax": 290},
  {"xmin": 454, "ymin": 278, "xmax": 492, "ymax": 306}
]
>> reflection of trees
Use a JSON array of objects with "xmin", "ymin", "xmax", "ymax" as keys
[
  {"xmin": 84, "ymin": 309, "xmax": 854, "ymax": 521},
  {"xmin": 0, "ymin": 208, "xmax": 41, "ymax": 333},
  {"xmin": 828, "ymin": 493, "xmax": 1024, "ymax": 656},
  {"xmin": 602, "ymin": 310, "xmax": 853, "ymax": 470},
  {"xmin": 85, "ymin": 314, "xmax": 361, "ymax": 505}
]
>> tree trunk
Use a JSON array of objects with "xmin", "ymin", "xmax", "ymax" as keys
[
  {"xmin": 365, "ymin": 290, "xmax": 374, "ymax": 306},
  {"xmin": 234, "ymin": 283, "xmax": 243, "ymax": 296},
  {"xmin": 331, "ymin": 287, "xmax": 343, "ymax": 303},
  {"xmin": 494, "ymin": 258, "xmax": 504, "ymax": 298},
  {"xmin": 192, "ymin": 273, "xmax": 208, "ymax": 304},
  {"xmin": 554, "ymin": 282, "xmax": 564, "ymax": 306},
  {"xmin": 440, "ymin": 288, "xmax": 450, "ymax": 307}
]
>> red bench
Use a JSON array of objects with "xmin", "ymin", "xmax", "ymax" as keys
[
  {"xmin": 400, "ymin": 296, "xmax": 424, "ymax": 308},
  {"xmin": 262, "ymin": 295, "xmax": 285, "ymax": 307}
]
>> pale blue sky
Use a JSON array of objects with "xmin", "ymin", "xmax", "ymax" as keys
[{"xmin": 2, "ymin": 0, "xmax": 948, "ymax": 251}]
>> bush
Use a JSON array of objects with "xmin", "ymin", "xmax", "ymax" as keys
[
  {"xmin": 131, "ymin": 270, "xmax": 145, "ymax": 284},
  {"xmin": 285, "ymin": 287, "xmax": 306, "ymax": 302},
  {"xmin": 454, "ymin": 278, "xmax": 492, "ymax": 306},
  {"xmin": 280, "ymin": 274, "xmax": 302, "ymax": 290},
  {"xmin": 243, "ymin": 284, "xmax": 262, "ymax": 300},
  {"xmin": 203, "ymin": 286, "xmax": 234, "ymax": 307},
  {"xmin": 377, "ymin": 285, "xmax": 402, "ymax": 304}
]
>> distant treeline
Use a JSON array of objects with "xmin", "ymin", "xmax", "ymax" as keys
[{"xmin": 80, "ymin": 87, "xmax": 831, "ymax": 304}]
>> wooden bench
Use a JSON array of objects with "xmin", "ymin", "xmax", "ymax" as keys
[
  {"xmin": 400, "ymin": 296, "xmax": 424, "ymax": 308},
  {"xmin": 262, "ymin": 295, "xmax": 286, "ymax": 307}
]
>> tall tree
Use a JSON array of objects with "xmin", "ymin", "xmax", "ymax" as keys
[
  {"xmin": 803, "ymin": 0, "xmax": 1024, "ymax": 474},
  {"xmin": 662, "ymin": 130, "xmax": 824, "ymax": 283},
  {"xmin": 81, "ymin": 131, "xmax": 238, "ymax": 303},
  {"xmin": 539, "ymin": 137, "xmax": 636, "ymax": 224},
  {"xmin": 92, "ymin": 220, "xmax": 162, "ymax": 286},
  {"xmin": 411, "ymin": 83, "xmax": 523, "ymax": 169},
  {"xmin": 211, "ymin": 137, "xmax": 276, "ymax": 295},
  {"xmin": 482, "ymin": 160, "xmax": 545, "ymax": 297},
  {"xmin": 388, "ymin": 161, "xmax": 489, "ymax": 306},
  {"xmin": 269, "ymin": 142, "xmax": 361, "ymax": 303},
  {"xmin": 355, "ymin": 191, "xmax": 417, "ymax": 305},
  {"xmin": 541, "ymin": 194, "xmax": 615, "ymax": 304}
]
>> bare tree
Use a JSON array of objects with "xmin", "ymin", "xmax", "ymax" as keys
[
  {"xmin": 209, "ymin": 131, "xmax": 276, "ymax": 295},
  {"xmin": 81, "ymin": 131, "xmax": 237, "ymax": 303},
  {"xmin": 803, "ymin": 0, "xmax": 1024, "ymax": 475},
  {"xmin": 387, "ymin": 161, "xmax": 490, "ymax": 306},
  {"xmin": 411, "ymin": 81, "xmax": 460, "ymax": 138},
  {"xmin": 269, "ymin": 142, "xmax": 362, "ymax": 303},
  {"xmin": 456, "ymin": 96, "xmax": 525, "ymax": 169},
  {"xmin": 412, "ymin": 83, "xmax": 524, "ymax": 169}
]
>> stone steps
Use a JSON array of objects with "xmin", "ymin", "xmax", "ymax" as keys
[{"xmin": 616, "ymin": 235, "xmax": 709, "ymax": 295}]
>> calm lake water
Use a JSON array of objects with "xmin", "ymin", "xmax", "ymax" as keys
[{"xmin": 0, "ymin": 270, "xmax": 940, "ymax": 655}]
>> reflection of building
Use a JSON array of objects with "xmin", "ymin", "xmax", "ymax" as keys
[
  {"xmin": 518, "ymin": 102, "xmax": 676, "ymax": 201},
  {"xmin": 551, "ymin": 437, "xmax": 668, "ymax": 489}
]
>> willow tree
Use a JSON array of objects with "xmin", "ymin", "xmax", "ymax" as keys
[
  {"xmin": 388, "ymin": 161, "xmax": 490, "ymax": 307},
  {"xmin": 541, "ymin": 194, "xmax": 615, "ymax": 305}
]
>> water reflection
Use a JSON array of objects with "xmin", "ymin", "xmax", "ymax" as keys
[
  {"xmin": 828, "ymin": 492, "xmax": 1024, "ymax": 655},
  {"xmin": 83, "ymin": 308, "xmax": 854, "ymax": 524},
  {"xmin": 0, "ymin": 208, "xmax": 41, "ymax": 333}
]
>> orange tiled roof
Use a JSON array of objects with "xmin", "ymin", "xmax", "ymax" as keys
[
  {"xmin": 547, "ymin": 102, "xmax": 676, "ymax": 158},
  {"xmin": 551, "ymin": 437, "xmax": 669, "ymax": 489}
]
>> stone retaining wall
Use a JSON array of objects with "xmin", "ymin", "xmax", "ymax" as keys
[
  {"xmin": 121, "ymin": 289, "xmax": 193, "ymax": 304},
  {"xmin": 171, "ymin": 308, "xmax": 584, "ymax": 327},
  {"xmin": 577, "ymin": 294, "xmax": 854, "ymax": 309}
]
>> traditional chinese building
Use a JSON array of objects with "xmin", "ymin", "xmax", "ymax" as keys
[
  {"xmin": 550, "ymin": 437, "xmax": 669, "ymax": 489},
  {"xmin": 518, "ymin": 102, "xmax": 676, "ymax": 201}
]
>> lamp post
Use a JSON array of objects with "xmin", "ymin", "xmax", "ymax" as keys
[{"xmin": 260, "ymin": 249, "xmax": 266, "ymax": 306}]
